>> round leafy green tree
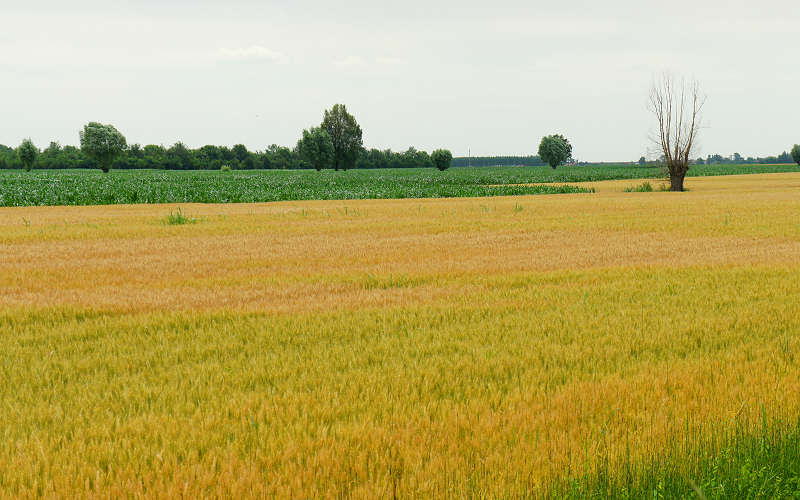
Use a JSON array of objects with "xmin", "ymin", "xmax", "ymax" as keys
[
  {"xmin": 431, "ymin": 149, "xmax": 453, "ymax": 171},
  {"xmin": 17, "ymin": 138, "xmax": 38, "ymax": 172},
  {"xmin": 297, "ymin": 127, "xmax": 335, "ymax": 171},
  {"xmin": 792, "ymin": 144, "xmax": 800, "ymax": 166},
  {"xmin": 538, "ymin": 134, "xmax": 572, "ymax": 169},
  {"xmin": 321, "ymin": 104, "xmax": 363, "ymax": 171},
  {"xmin": 80, "ymin": 122, "xmax": 127, "ymax": 173}
]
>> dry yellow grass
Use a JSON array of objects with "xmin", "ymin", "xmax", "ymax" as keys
[{"xmin": 1, "ymin": 172, "xmax": 800, "ymax": 497}]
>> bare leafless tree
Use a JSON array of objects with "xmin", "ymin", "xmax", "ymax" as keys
[{"xmin": 648, "ymin": 74, "xmax": 706, "ymax": 191}]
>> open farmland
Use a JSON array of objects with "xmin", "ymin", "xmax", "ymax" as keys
[
  {"xmin": 2, "ymin": 172, "xmax": 800, "ymax": 497},
  {"xmin": 1, "ymin": 163, "xmax": 799, "ymax": 206}
]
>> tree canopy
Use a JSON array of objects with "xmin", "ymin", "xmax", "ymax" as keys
[
  {"xmin": 538, "ymin": 134, "xmax": 572, "ymax": 169},
  {"xmin": 17, "ymin": 139, "xmax": 38, "ymax": 172},
  {"xmin": 80, "ymin": 122, "xmax": 127, "ymax": 173},
  {"xmin": 431, "ymin": 149, "xmax": 453, "ymax": 171},
  {"xmin": 297, "ymin": 127, "xmax": 335, "ymax": 171},
  {"xmin": 792, "ymin": 145, "xmax": 800, "ymax": 166},
  {"xmin": 321, "ymin": 104, "xmax": 363, "ymax": 171}
]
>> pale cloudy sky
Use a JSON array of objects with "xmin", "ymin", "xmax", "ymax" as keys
[{"xmin": 1, "ymin": 0, "xmax": 798, "ymax": 161}]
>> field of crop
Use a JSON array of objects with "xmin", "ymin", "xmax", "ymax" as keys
[
  {"xmin": 2, "ymin": 172, "xmax": 800, "ymax": 497},
  {"xmin": 1, "ymin": 163, "xmax": 798, "ymax": 207}
]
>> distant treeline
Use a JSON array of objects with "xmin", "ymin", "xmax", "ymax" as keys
[
  {"xmin": 0, "ymin": 143, "xmax": 443, "ymax": 171},
  {"xmin": 0, "ymin": 142, "xmax": 550, "ymax": 170},
  {"xmin": 1, "ymin": 142, "xmax": 796, "ymax": 170},
  {"xmin": 452, "ymin": 156, "xmax": 546, "ymax": 167},
  {"xmin": 457, "ymin": 152, "xmax": 798, "ymax": 167},
  {"xmin": 698, "ymin": 152, "xmax": 795, "ymax": 165}
]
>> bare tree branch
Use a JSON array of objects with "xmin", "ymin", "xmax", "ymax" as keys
[{"xmin": 648, "ymin": 73, "xmax": 705, "ymax": 191}]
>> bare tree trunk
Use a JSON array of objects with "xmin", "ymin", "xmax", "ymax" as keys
[{"xmin": 669, "ymin": 174, "xmax": 685, "ymax": 192}]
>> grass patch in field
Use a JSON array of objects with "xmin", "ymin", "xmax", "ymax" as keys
[
  {"xmin": 623, "ymin": 181, "xmax": 654, "ymax": 192},
  {"xmin": 163, "ymin": 208, "xmax": 200, "ymax": 225},
  {"xmin": 555, "ymin": 415, "xmax": 800, "ymax": 498}
]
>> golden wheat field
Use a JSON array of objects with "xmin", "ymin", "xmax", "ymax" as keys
[{"xmin": 2, "ymin": 172, "xmax": 800, "ymax": 497}]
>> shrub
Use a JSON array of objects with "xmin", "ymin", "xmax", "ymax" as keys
[
  {"xmin": 623, "ymin": 182, "xmax": 654, "ymax": 192},
  {"xmin": 164, "ymin": 208, "xmax": 199, "ymax": 225}
]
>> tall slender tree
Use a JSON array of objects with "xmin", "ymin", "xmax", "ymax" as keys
[
  {"xmin": 17, "ymin": 138, "xmax": 38, "ymax": 172},
  {"xmin": 321, "ymin": 104, "xmax": 363, "ymax": 171}
]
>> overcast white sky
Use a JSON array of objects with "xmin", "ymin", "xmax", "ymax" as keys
[{"xmin": 1, "ymin": 0, "xmax": 798, "ymax": 161}]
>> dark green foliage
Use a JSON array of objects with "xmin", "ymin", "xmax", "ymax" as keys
[
  {"xmin": 706, "ymin": 151, "xmax": 794, "ymax": 165},
  {"xmin": 321, "ymin": 104, "xmax": 363, "ymax": 171},
  {"xmin": 450, "ymin": 152, "xmax": 797, "ymax": 169},
  {"xmin": 17, "ymin": 139, "xmax": 38, "ymax": 172},
  {"xmin": 451, "ymin": 155, "xmax": 545, "ymax": 167},
  {"xmin": 140, "ymin": 144, "xmax": 167, "ymax": 169},
  {"xmin": 165, "ymin": 142, "xmax": 193, "ymax": 170},
  {"xmin": 431, "ymin": 149, "xmax": 453, "ymax": 171},
  {"xmin": 401, "ymin": 147, "xmax": 431, "ymax": 169},
  {"xmin": 0, "ymin": 144, "xmax": 12, "ymax": 169},
  {"xmin": 263, "ymin": 144, "xmax": 296, "ymax": 170},
  {"xmin": 3, "ymin": 141, "xmax": 796, "ymax": 173},
  {"xmin": 80, "ymin": 122, "xmax": 127, "ymax": 173},
  {"xmin": 792, "ymin": 145, "xmax": 800, "ymax": 166},
  {"xmin": 538, "ymin": 134, "xmax": 573, "ymax": 169},
  {"xmin": 231, "ymin": 144, "xmax": 249, "ymax": 162},
  {"xmin": 356, "ymin": 147, "xmax": 433, "ymax": 169},
  {"xmin": 296, "ymin": 127, "xmax": 335, "ymax": 171}
]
